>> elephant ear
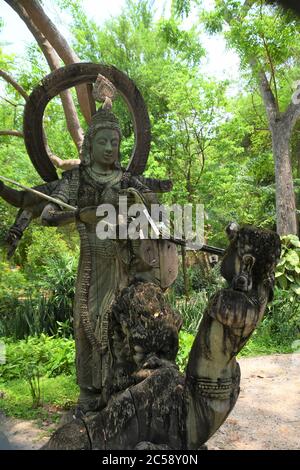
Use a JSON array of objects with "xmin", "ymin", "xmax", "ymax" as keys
[
  {"xmin": 23, "ymin": 63, "xmax": 151, "ymax": 182},
  {"xmin": 225, "ymin": 222, "xmax": 240, "ymax": 241}
]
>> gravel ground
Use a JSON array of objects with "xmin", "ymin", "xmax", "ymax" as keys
[
  {"xmin": 207, "ymin": 353, "xmax": 300, "ymax": 450},
  {"xmin": 1, "ymin": 353, "xmax": 299, "ymax": 450}
]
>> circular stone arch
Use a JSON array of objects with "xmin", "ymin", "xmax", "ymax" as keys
[{"xmin": 23, "ymin": 63, "xmax": 151, "ymax": 182}]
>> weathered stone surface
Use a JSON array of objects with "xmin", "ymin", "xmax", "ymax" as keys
[
  {"xmin": 0, "ymin": 67, "xmax": 282, "ymax": 451},
  {"xmin": 43, "ymin": 419, "xmax": 90, "ymax": 450},
  {"xmin": 45, "ymin": 225, "xmax": 281, "ymax": 449}
]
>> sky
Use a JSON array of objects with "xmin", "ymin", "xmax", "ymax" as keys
[{"xmin": 0, "ymin": 0, "xmax": 241, "ymax": 84}]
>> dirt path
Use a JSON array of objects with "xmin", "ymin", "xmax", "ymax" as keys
[
  {"xmin": 1, "ymin": 353, "xmax": 299, "ymax": 450},
  {"xmin": 208, "ymin": 353, "xmax": 300, "ymax": 450},
  {"xmin": 0, "ymin": 412, "xmax": 50, "ymax": 450}
]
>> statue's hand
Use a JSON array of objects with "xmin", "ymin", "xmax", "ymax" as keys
[{"xmin": 78, "ymin": 206, "xmax": 98, "ymax": 224}]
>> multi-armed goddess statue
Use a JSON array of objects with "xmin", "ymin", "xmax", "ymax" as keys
[{"xmin": 0, "ymin": 64, "xmax": 281, "ymax": 449}]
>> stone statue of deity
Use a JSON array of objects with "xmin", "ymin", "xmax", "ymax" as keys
[
  {"xmin": 0, "ymin": 70, "xmax": 179, "ymax": 413},
  {"xmin": 0, "ymin": 64, "xmax": 281, "ymax": 449},
  {"xmin": 44, "ymin": 224, "xmax": 281, "ymax": 450},
  {"xmin": 40, "ymin": 88, "xmax": 179, "ymax": 411}
]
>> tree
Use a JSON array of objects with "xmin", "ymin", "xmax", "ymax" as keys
[
  {"xmin": 0, "ymin": 0, "xmax": 283, "ymax": 248},
  {"xmin": 175, "ymin": 0, "xmax": 300, "ymax": 236},
  {"xmin": 2, "ymin": 0, "xmax": 95, "ymax": 155}
]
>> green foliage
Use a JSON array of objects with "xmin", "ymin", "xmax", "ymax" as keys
[
  {"xmin": 0, "ymin": 258, "xmax": 77, "ymax": 340},
  {"xmin": 177, "ymin": 330, "xmax": 194, "ymax": 372},
  {"xmin": 0, "ymin": 293, "xmax": 72, "ymax": 340},
  {"xmin": 0, "ymin": 335, "xmax": 75, "ymax": 383},
  {"xmin": 175, "ymin": 293, "xmax": 206, "ymax": 334},
  {"xmin": 275, "ymin": 234, "xmax": 300, "ymax": 294},
  {"xmin": 0, "ymin": 375, "xmax": 78, "ymax": 420},
  {"xmin": 240, "ymin": 288, "xmax": 300, "ymax": 356},
  {"xmin": 0, "ymin": 335, "xmax": 74, "ymax": 408},
  {"xmin": 266, "ymin": 287, "xmax": 300, "ymax": 343},
  {"xmin": 24, "ymin": 227, "xmax": 75, "ymax": 280},
  {"xmin": 172, "ymin": 0, "xmax": 193, "ymax": 19},
  {"xmin": 173, "ymin": 262, "xmax": 224, "ymax": 297},
  {"xmin": 0, "ymin": 225, "xmax": 78, "ymax": 339}
]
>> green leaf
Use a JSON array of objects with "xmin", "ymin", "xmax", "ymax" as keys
[
  {"xmin": 291, "ymin": 285, "xmax": 300, "ymax": 296},
  {"xmin": 286, "ymin": 235, "xmax": 300, "ymax": 248},
  {"xmin": 285, "ymin": 273, "xmax": 295, "ymax": 283},
  {"xmin": 285, "ymin": 251, "xmax": 299, "ymax": 267},
  {"xmin": 275, "ymin": 271, "xmax": 284, "ymax": 278},
  {"xmin": 278, "ymin": 276, "xmax": 288, "ymax": 289}
]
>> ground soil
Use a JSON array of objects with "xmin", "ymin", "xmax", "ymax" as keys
[{"xmin": 0, "ymin": 353, "xmax": 299, "ymax": 450}]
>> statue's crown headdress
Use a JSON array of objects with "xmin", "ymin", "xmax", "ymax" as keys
[
  {"xmin": 81, "ymin": 74, "xmax": 121, "ymax": 167},
  {"xmin": 89, "ymin": 74, "xmax": 121, "ymax": 136}
]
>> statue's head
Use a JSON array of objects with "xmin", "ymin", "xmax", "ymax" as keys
[
  {"xmin": 221, "ymin": 223, "xmax": 281, "ymax": 300},
  {"xmin": 81, "ymin": 108, "xmax": 122, "ymax": 170},
  {"xmin": 110, "ymin": 282, "xmax": 182, "ymax": 368},
  {"xmin": 81, "ymin": 74, "xmax": 122, "ymax": 171}
]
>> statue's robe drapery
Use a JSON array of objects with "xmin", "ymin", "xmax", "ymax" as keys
[{"xmin": 50, "ymin": 167, "xmax": 178, "ymax": 405}]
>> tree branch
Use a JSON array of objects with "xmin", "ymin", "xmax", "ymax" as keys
[
  {"xmin": 261, "ymin": 33, "xmax": 279, "ymax": 114},
  {"xmin": 49, "ymin": 154, "xmax": 80, "ymax": 171},
  {"xmin": 257, "ymin": 68, "xmax": 279, "ymax": 124},
  {"xmin": 3, "ymin": 1, "xmax": 84, "ymax": 152},
  {"xmin": 0, "ymin": 95, "xmax": 25, "ymax": 107},
  {"xmin": 0, "ymin": 69, "xmax": 29, "ymax": 101},
  {"xmin": 13, "ymin": 0, "xmax": 93, "ymax": 124},
  {"xmin": 0, "ymin": 130, "xmax": 24, "ymax": 137},
  {"xmin": 220, "ymin": 1, "xmax": 279, "ymax": 126},
  {"xmin": 283, "ymin": 100, "xmax": 300, "ymax": 131}
]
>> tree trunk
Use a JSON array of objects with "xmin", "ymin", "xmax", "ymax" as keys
[
  {"xmin": 271, "ymin": 121, "xmax": 298, "ymax": 235},
  {"xmin": 259, "ymin": 70, "xmax": 299, "ymax": 236},
  {"xmin": 4, "ymin": 0, "xmax": 84, "ymax": 153}
]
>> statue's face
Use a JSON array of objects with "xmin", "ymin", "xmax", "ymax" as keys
[{"xmin": 91, "ymin": 128, "xmax": 119, "ymax": 170}]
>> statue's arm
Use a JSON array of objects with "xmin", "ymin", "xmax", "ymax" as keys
[
  {"xmin": 184, "ymin": 288, "xmax": 269, "ymax": 449},
  {"xmin": 134, "ymin": 175, "xmax": 173, "ymax": 193},
  {"xmin": 40, "ymin": 173, "xmax": 77, "ymax": 226},
  {"xmin": 41, "ymin": 203, "xmax": 76, "ymax": 226},
  {"xmin": 0, "ymin": 179, "xmax": 60, "ymax": 209},
  {"xmin": 0, "ymin": 180, "xmax": 39, "ymax": 208}
]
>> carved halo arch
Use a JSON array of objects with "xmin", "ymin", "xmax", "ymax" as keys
[{"xmin": 23, "ymin": 63, "xmax": 151, "ymax": 182}]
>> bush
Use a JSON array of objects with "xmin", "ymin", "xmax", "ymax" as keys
[
  {"xmin": 275, "ymin": 234, "xmax": 300, "ymax": 294},
  {"xmin": 0, "ymin": 375, "xmax": 78, "ymax": 419},
  {"xmin": 170, "ymin": 292, "xmax": 207, "ymax": 335},
  {"xmin": 262, "ymin": 287, "xmax": 300, "ymax": 346},
  {"xmin": 172, "ymin": 261, "xmax": 224, "ymax": 297},
  {"xmin": 0, "ymin": 335, "xmax": 75, "ymax": 382},
  {"xmin": 0, "ymin": 253, "xmax": 77, "ymax": 339}
]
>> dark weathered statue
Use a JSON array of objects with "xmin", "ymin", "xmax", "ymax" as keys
[
  {"xmin": 0, "ymin": 67, "xmax": 178, "ymax": 413},
  {"xmin": 0, "ymin": 64, "xmax": 281, "ymax": 450},
  {"xmin": 43, "ymin": 224, "xmax": 281, "ymax": 450}
]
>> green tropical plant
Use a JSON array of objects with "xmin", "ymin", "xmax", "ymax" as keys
[
  {"xmin": 0, "ymin": 335, "xmax": 75, "ymax": 383},
  {"xmin": 177, "ymin": 330, "xmax": 195, "ymax": 372},
  {"xmin": 275, "ymin": 235, "xmax": 300, "ymax": 295}
]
